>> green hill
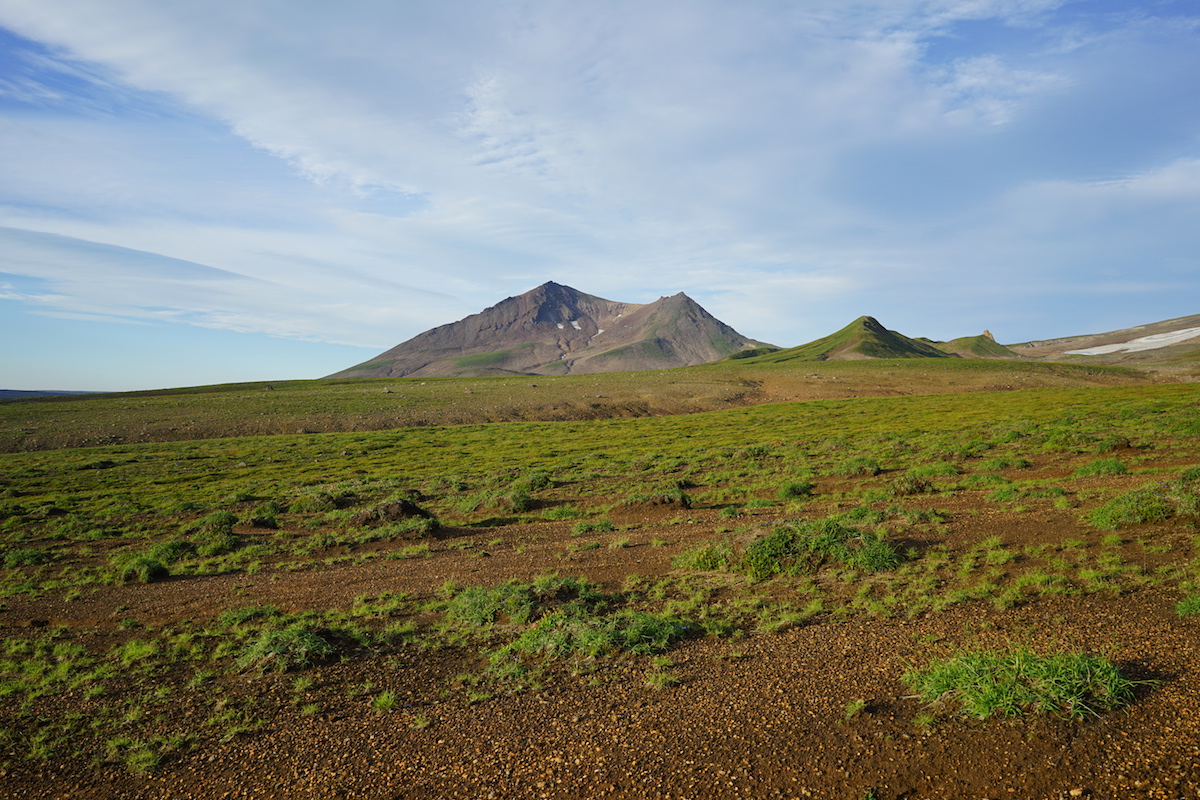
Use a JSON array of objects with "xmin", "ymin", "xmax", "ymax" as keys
[
  {"xmin": 933, "ymin": 334, "xmax": 1021, "ymax": 359},
  {"xmin": 738, "ymin": 316, "xmax": 953, "ymax": 363}
]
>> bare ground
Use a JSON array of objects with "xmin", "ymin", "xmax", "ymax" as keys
[{"xmin": 2, "ymin": 458, "xmax": 1200, "ymax": 800}]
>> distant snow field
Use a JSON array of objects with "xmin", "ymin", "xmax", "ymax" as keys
[{"xmin": 1065, "ymin": 327, "xmax": 1200, "ymax": 355}]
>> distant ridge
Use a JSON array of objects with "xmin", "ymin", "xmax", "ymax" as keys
[
  {"xmin": 1010, "ymin": 312, "xmax": 1200, "ymax": 368},
  {"xmin": 736, "ymin": 316, "xmax": 952, "ymax": 363},
  {"xmin": 329, "ymin": 282, "xmax": 769, "ymax": 378},
  {"xmin": 0, "ymin": 390, "xmax": 96, "ymax": 400}
]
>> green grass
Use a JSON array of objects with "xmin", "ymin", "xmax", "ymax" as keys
[
  {"xmin": 644, "ymin": 669, "xmax": 681, "ymax": 689},
  {"xmin": 671, "ymin": 542, "xmax": 734, "ymax": 571},
  {"xmin": 370, "ymin": 690, "xmax": 397, "ymax": 713},
  {"xmin": 904, "ymin": 648, "xmax": 1139, "ymax": 720},
  {"xmin": 1, "ymin": 372, "xmax": 1197, "ymax": 774},
  {"xmin": 907, "ymin": 461, "xmax": 960, "ymax": 479},
  {"xmin": 839, "ymin": 457, "xmax": 881, "ymax": 477},
  {"xmin": 114, "ymin": 556, "xmax": 171, "ymax": 584},
  {"xmin": 444, "ymin": 576, "xmax": 608, "ymax": 628},
  {"xmin": 1074, "ymin": 458, "xmax": 1129, "ymax": 478},
  {"xmin": 743, "ymin": 516, "xmax": 902, "ymax": 581},
  {"xmin": 779, "ymin": 480, "xmax": 815, "ymax": 500},
  {"xmin": 236, "ymin": 626, "xmax": 335, "ymax": 673},
  {"xmin": 1088, "ymin": 485, "xmax": 1173, "ymax": 529},
  {"xmin": 572, "ymin": 520, "xmax": 617, "ymax": 536},
  {"xmin": 1176, "ymin": 595, "xmax": 1200, "ymax": 617}
]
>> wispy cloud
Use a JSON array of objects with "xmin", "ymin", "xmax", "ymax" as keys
[{"xmin": 0, "ymin": 0, "xmax": 1197, "ymax": 388}]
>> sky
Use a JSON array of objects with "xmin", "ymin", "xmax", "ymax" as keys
[{"xmin": 1, "ymin": 0, "xmax": 1199, "ymax": 391}]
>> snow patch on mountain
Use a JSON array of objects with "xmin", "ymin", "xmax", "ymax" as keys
[{"xmin": 1065, "ymin": 327, "xmax": 1200, "ymax": 355}]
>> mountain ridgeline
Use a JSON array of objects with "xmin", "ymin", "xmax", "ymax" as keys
[
  {"xmin": 330, "ymin": 282, "xmax": 769, "ymax": 378},
  {"xmin": 331, "ymin": 283, "xmax": 1200, "ymax": 380}
]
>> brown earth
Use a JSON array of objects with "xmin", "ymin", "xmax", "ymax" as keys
[{"xmin": 3, "ymin": 456, "xmax": 1200, "ymax": 800}]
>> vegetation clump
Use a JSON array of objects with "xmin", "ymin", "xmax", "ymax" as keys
[
  {"xmin": 889, "ymin": 474, "xmax": 932, "ymax": 496},
  {"xmin": 839, "ymin": 457, "xmax": 881, "ymax": 477},
  {"xmin": 742, "ymin": 517, "xmax": 901, "ymax": 581},
  {"xmin": 183, "ymin": 510, "xmax": 242, "ymax": 557},
  {"xmin": 674, "ymin": 513, "xmax": 901, "ymax": 582},
  {"xmin": 904, "ymin": 648, "xmax": 1138, "ymax": 720},
  {"xmin": 623, "ymin": 487, "xmax": 693, "ymax": 509},
  {"xmin": 114, "ymin": 555, "xmax": 170, "ymax": 584},
  {"xmin": 247, "ymin": 500, "xmax": 284, "ymax": 529},
  {"xmin": 778, "ymin": 480, "xmax": 815, "ymax": 500},
  {"xmin": 143, "ymin": 539, "xmax": 194, "ymax": 565},
  {"xmin": 671, "ymin": 541, "xmax": 735, "ymax": 572},
  {"xmin": 1074, "ymin": 459, "xmax": 1130, "ymax": 478},
  {"xmin": 3, "ymin": 548, "xmax": 54, "ymax": 569},
  {"xmin": 490, "ymin": 608, "xmax": 693, "ymax": 664},
  {"xmin": 288, "ymin": 492, "xmax": 341, "ymax": 514},
  {"xmin": 350, "ymin": 497, "xmax": 437, "ymax": 528},
  {"xmin": 1088, "ymin": 485, "xmax": 1173, "ymax": 529},
  {"xmin": 907, "ymin": 461, "xmax": 960, "ymax": 479},
  {"xmin": 237, "ymin": 625, "xmax": 335, "ymax": 673},
  {"xmin": 445, "ymin": 576, "xmax": 609, "ymax": 628},
  {"xmin": 572, "ymin": 520, "xmax": 616, "ymax": 536},
  {"xmin": 1176, "ymin": 595, "xmax": 1200, "ymax": 617}
]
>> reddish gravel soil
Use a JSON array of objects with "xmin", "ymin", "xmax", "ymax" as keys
[{"xmin": 3, "ymin": 470, "xmax": 1200, "ymax": 799}]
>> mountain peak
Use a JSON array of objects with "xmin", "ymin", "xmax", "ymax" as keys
[
  {"xmin": 328, "ymin": 284, "xmax": 765, "ymax": 378},
  {"xmin": 737, "ymin": 315, "xmax": 952, "ymax": 363}
]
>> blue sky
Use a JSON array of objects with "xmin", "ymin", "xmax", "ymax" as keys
[{"xmin": 1, "ymin": 0, "xmax": 1198, "ymax": 391}]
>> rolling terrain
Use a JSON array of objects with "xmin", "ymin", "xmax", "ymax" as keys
[
  {"xmin": 1, "ymin": 361, "xmax": 1199, "ymax": 798},
  {"xmin": 0, "ymin": 358, "xmax": 1155, "ymax": 453}
]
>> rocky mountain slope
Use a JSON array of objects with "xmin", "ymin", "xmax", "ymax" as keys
[{"xmin": 329, "ymin": 282, "xmax": 767, "ymax": 378}]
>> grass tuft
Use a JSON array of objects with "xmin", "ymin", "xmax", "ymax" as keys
[
  {"xmin": 1088, "ymin": 486, "xmax": 1172, "ymax": 529},
  {"xmin": 904, "ymin": 648, "xmax": 1139, "ymax": 720},
  {"xmin": 237, "ymin": 625, "xmax": 334, "ymax": 673},
  {"xmin": 115, "ymin": 556, "xmax": 170, "ymax": 584},
  {"xmin": 1074, "ymin": 458, "xmax": 1129, "ymax": 478},
  {"xmin": 1175, "ymin": 595, "xmax": 1200, "ymax": 617}
]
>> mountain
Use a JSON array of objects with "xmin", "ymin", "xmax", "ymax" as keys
[
  {"xmin": 738, "ymin": 316, "xmax": 952, "ymax": 363},
  {"xmin": 329, "ymin": 282, "xmax": 768, "ymax": 378}
]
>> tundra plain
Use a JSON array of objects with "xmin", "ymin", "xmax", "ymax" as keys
[{"xmin": 1, "ymin": 359, "xmax": 1199, "ymax": 799}]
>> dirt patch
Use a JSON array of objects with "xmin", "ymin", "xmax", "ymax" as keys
[{"xmin": 3, "ymin": 466, "xmax": 1200, "ymax": 799}]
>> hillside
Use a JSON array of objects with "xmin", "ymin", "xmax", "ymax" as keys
[
  {"xmin": 736, "ymin": 316, "xmax": 952, "ymax": 363},
  {"xmin": 328, "ymin": 282, "xmax": 766, "ymax": 378},
  {"xmin": 1010, "ymin": 312, "xmax": 1200, "ymax": 371},
  {"xmin": 930, "ymin": 332, "xmax": 1021, "ymax": 359}
]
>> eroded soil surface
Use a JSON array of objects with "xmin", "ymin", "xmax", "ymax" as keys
[{"xmin": 3, "ymin": 456, "xmax": 1200, "ymax": 800}]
